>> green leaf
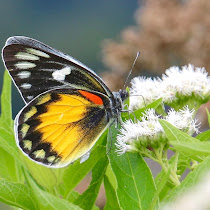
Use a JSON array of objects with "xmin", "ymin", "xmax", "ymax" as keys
[
  {"xmin": 159, "ymin": 120, "xmax": 197, "ymax": 143},
  {"xmin": 0, "ymin": 127, "xmax": 19, "ymax": 158},
  {"xmin": 196, "ymin": 130, "xmax": 210, "ymax": 141},
  {"xmin": 176, "ymin": 154, "xmax": 191, "ymax": 175},
  {"xmin": 0, "ymin": 92, "xmax": 16, "ymax": 154},
  {"xmin": 150, "ymin": 167, "xmax": 171, "ymax": 210},
  {"xmin": 160, "ymin": 120, "xmax": 210, "ymax": 161},
  {"xmin": 122, "ymin": 98, "xmax": 163, "ymax": 121},
  {"xmin": 23, "ymin": 155, "xmax": 65, "ymax": 193},
  {"xmin": 65, "ymin": 190, "xmax": 101, "ymax": 210},
  {"xmin": 105, "ymin": 163, "xmax": 117, "ymax": 190},
  {"xmin": 0, "ymin": 179, "xmax": 37, "ymax": 210},
  {"xmin": 155, "ymin": 152, "xmax": 191, "ymax": 202},
  {"xmin": 66, "ymin": 190, "xmax": 80, "ymax": 203},
  {"xmin": 0, "ymin": 70, "xmax": 13, "ymax": 128},
  {"xmin": 92, "ymin": 205, "xmax": 100, "ymax": 210},
  {"xmin": 206, "ymin": 108, "xmax": 210, "ymax": 127},
  {"xmin": 73, "ymin": 156, "xmax": 108, "ymax": 210},
  {"xmin": 26, "ymin": 172, "xmax": 81, "ymax": 210},
  {"xmin": 155, "ymin": 173, "xmax": 171, "ymax": 202},
  {"xmin": 0, "ymin": 70, "xmax": 25, "ymax": 182},
  {"xmin": 0, "ymin": 70, "xmax": 25, "ymax": 168},
  {"xmin": 162, "ymin": 156, "xmax": 210, "ymax": 204},
  {"xmin": 149, "ymin": 98, "xmax": 163, "ymax": 108},
  {"xmin": 108, "ymin": 126, "xmax": 156, "ymax": 210},
  {"xmin": 63, "ymin": 145, "xmax": 106, "ymax": 198},
  {"xmin": 0, "ymin": 147, "xmax": 19, "ymax": 181},
  {"xmin": 104, "ymin": 173, "xmax": 121, "ymax": 210}
]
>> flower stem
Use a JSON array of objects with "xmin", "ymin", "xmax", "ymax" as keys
[
  {"xmin": 141, "ymin": 144, "xmax": 180, "ymax": 186},
  {"xmin": 156, "ymin": 150, "xmax": 180, "ymax": 186}
]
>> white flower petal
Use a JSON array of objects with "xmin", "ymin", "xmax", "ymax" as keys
[
  {"xmin": 129, "ymin": 64, "xmax": 210, "ymax": 109},
  {"xmin": 129, "ymin": 77, "xmax": 161, "ymax": 110},
  {"xmin": 116, "ymin": 107, "xmax": 199, "ymax": 155}
]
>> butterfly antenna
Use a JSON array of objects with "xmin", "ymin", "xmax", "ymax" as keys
[{"xmin": 123, "ymin": 52, "xmax": 140, "ymax": 90}]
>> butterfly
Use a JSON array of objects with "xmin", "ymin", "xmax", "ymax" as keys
[{"xmin": 2, "ymin": 36, "xmax": 128, "ymax": 168}]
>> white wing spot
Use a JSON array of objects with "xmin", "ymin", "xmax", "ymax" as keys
[
  {"xmin": 23, "ymin": 140, "xmax": 32, "ymax": 150},
  {"xmin": 17, "ymin": 71, "xmax": 31, "ymax": 79},
  {"xmin": 15, "ymin": 52, "xmax": 39, "ymax": 61},
  {"xmin": 52, "ymin": 67, "xmax": 71, "ymax": 81},
  {"xmin": 27, "ymin": 48, "xmax": 50, "ymax": 58},
  {"xmin": 27, "ymin": 96, "xmax": 34, "ymax": 100},
  {"xmin": 15, "ymin": 62, "xmax": 36, "ymax": 69},
  {"xmin": 33, "ymin": 149, "xmax": 46, "ymax": 159},
  {"xmin": 80, "ymin": 151, "xmax": 90, "ymax": 163},
  {"xmin": 21, "ymin": 83, "xmax": 32, "ymax": 89},
  {"xmin": 47, "ymin": 156, "xmax": 56, "ymax": 163}
]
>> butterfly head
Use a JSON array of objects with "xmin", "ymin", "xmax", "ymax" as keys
[
  {"xmin": 112, "ymin": 89, "xmax": 128, "ymax": 113},
  {"xmin": 118, "ymin": 89, "xmax": 129, "ymax": 102}
]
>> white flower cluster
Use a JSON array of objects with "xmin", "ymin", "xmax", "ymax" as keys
[
  {"xmin": 129, "ymin": 64, "xmax": 210, "ymax": 110},
  {"xmin": 116, "ymin": 107, "xmax": 199, "ymax": 155},
  {"xmin": 116, "ymin": 109, "xmax": 163, "ymax": 154},
  {"xmin": 129, "ymin": 77, "xmax": 161, "ymax": 110},
  {"xmin": 166, "ymin": 107, "xmax": 199, "ymax": 135}
]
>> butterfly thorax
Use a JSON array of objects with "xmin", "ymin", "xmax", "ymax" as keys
[{"xmin": 106, "ymin": 89, "xmax": 128, "ymax": 121}]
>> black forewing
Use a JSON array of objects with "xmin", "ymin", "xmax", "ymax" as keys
[{"xmin": 2, "ymin": 36, "xmax": 113, "ymax": 103}]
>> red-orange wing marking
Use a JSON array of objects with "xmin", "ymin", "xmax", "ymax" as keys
[{"xmin": 79, "ymin": 90, "xmax": 103, "ymax": 105}]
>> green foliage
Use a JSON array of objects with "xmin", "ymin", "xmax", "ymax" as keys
[
  {"xmin": 108, "ymin": 125, "xmax": 156, "ymax": 210},
  {"xmin": 0, "ymin": 179, "xmax": 36, "ymax": 209},
  {"xmin": 162, "ymin": 156, "xmax": 210, "ymax": 204},
  {"xmin": 160, "ymin": 120, "xmax": 210, "ymax": 161},
  {"xmin": 0, "ymin": 69, "xmax": 210, "ymax": 210}
]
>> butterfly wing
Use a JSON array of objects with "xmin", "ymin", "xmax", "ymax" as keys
[
  {"xmin": 15, "ymin": 88, "xmax": 111, "ymax": 168},
  {"xmin": 2, "ymin": 36, "xmax": 113, "ymax": 103}
]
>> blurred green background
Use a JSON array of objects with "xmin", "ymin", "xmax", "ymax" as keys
[{"xmin": 0, "ymin": 0, "xmax": 139, "ymax": 117}]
